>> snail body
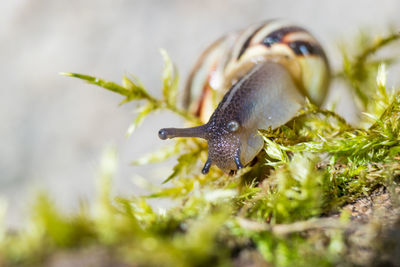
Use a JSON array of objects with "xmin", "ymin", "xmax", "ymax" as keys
[{"xmin": 158, "ymin": 20, "xmax": 330, "ymax": 174}]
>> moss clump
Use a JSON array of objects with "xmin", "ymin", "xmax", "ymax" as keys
[{"xmin": 1, "ymin": 31, "xmax": 400, "ymax": 267}]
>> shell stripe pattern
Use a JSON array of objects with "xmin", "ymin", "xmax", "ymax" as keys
[{"xmin": 184, "ymin": 20, "xmax": 330, "ymax": 123}]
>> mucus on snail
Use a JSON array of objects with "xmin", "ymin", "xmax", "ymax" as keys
[{"xmin": 158, "ymin": 19, "xmax": 330, "ymax": 174}]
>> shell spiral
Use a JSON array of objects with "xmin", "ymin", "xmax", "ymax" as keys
[{"xmin": 183, "ymin": 19, "xmax": 330, "ymax": 123}]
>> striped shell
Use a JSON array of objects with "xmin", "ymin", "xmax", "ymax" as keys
[{"xmin": 183, "ymin": 20, "xmax": 330, "ymax": 123}]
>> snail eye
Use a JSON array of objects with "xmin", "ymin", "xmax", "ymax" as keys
[{"xmin": 227, "ymin": 120, "xmax": 239, "ymax": 132}]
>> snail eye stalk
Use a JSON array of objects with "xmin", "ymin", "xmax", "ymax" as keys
[{"xmin": 158, "ymin": 125, "xmax": 208, "ymax": 140}]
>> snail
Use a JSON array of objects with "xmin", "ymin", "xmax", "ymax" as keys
[{"xmin": 158, "ymin": 19, "xmax": 330, "ymax": 174}]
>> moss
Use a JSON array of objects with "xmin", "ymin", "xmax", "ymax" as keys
[{"xmin": 1, "ymin": 30, "xmax": 400, "ymax": 267}]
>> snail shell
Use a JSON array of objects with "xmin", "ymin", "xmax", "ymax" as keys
[{"xmin": 159, "ymin": 19, "xmax": 330, "ymax": 174}]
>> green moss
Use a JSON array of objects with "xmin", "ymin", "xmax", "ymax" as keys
[{"xmin": 1, "ymin": 30, "xmax": 400, "ymax": 267}]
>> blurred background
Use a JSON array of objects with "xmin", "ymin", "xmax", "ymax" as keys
[{"xmin": 1, "ymin": 0, "xmax": 400, "ymax": 227}]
